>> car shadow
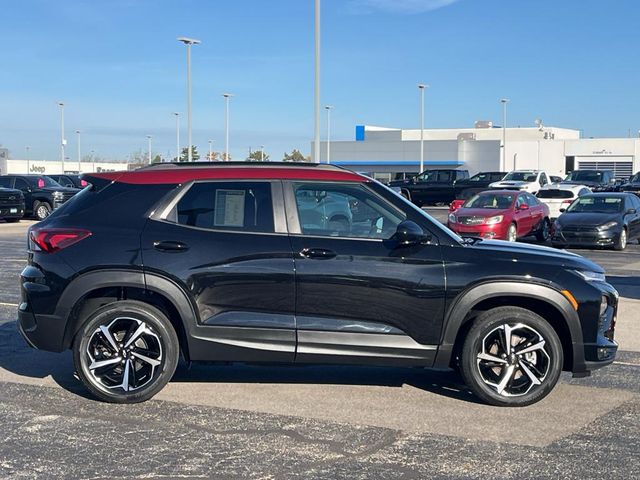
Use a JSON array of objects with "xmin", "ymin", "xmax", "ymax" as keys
[
  {"xmin": 606, "ymin": 275, "xmax": 640, "ymax": 300},
  {"xmin": 0, "ymin": 321, "xmax": 481, "ymax": 405}
]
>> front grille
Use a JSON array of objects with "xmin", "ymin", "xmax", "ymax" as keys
[
  {"xmin": 457, "ymin": 216, "xmax": 485, "ymax": 226},
  {"xmin": 560, "ymin": 225, "xmax": 598, "ymax": 233},
  {"xmin": 0, "ymin": 195, "xmax": 23, "ymax": 206}
]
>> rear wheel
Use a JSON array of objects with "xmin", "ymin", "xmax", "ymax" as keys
[
  {"xmin": 535, "ymin": 218, "xmax": 551, "ymax": 242},
  {"xmin": 73, "ymin": 300, "xmax": 179, "ymax": 403},
  {"xmin": 613, "ymin": 228, "xmax": 627, "ymax": 251},
  {"xmin": 33, "ymin": 201, "xmax": 52, "ymax": 220},
  {"xmin": 506, "ymin": 223, "xmax": 517, "ymax": 242},
  {"xmin": 459, "ymin": 306, "xmax": 563, "ymax": 407}
]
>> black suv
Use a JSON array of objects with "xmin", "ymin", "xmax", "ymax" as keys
[
  {"xmin": 620, "ymin": 172, "xmax": 640, "ymax": 196},
  {"xmin": 19, "ymin": 163, "xmax": 618, "ymax": 406},
  {"xmin": 388, "ymin": 169, "xmax": 470, "ymax": 206},
  {"xmin": 0, "ymin": 185, "xmax": 25, "ymax": 222},
  {"xmin": 0, "ymin": 174, "xmax": 80, "ymax": 220},
  {"xmin": 563, "ymin": 170, "xmax": 619, "ymax": 192}
]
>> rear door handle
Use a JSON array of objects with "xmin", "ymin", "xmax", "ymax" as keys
[
  {"xmin": 154, "ymin": 240, "xmax": 189, "ymax": 252},
  {"xmin": 300, "ymin": 248, "xmax": 337, "ymax": 259}
]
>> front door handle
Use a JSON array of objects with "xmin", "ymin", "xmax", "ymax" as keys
[
  {"xmin": 154, "ymin": 240, "xmax": 189, "ymax": 252},
  {"xmin": 300, "ymin": 248, "xmax": 337, "ymax": 259}
]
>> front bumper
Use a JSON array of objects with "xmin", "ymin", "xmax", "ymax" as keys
[
  {"xmin": 0, "ymin": 203, "xmax": 25, "ymax": 219},
  {"xmin": 552, "ymin": 227, "xmax": 622, "ymax": 247},
  {"xmin": 448, "ymin": 222, "xmax": 509, "ymax": 240}
]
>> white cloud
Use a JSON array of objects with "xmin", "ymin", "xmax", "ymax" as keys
[{"xmin": 347, "ymin": 0, "xmax": 460, "ymax": 15}]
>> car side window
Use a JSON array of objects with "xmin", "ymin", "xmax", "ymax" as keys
[
  {"xmin": 0, "ymin": 177, "xmax": 13, "ymax": 188},
  {"xmin": 632, "ymin": 196, "xmax": 640, "ymax": 210},
  {"xmin": 539, "ymin": 174, "xmax": 548, "ymax": 186},
  {"xmin": 525, "ymin": 193, "xmax": 539, "ymax": 206},
  {"xmin": 516, "ymin": 194, "xmax": 528, "ymax": 209},
  {"xmin": 14, "ymin": 178, "xmax": 30, "ymax": 191},
  {"xmin": 168, "ymin": 181, "xmax": 274, "ymax": 233},
  {"xmin": 293, "ymin": 182, "xmax": 405, "ymax": 239}
]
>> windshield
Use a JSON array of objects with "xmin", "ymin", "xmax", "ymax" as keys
[
  {"xmin": 464, "ymin": 193, "xmax": 515, "ymax": 209},
  {"xmin": 630, "ymin": 173, "xmax": 640, "ymax": 183},
  {"xmin": 566, "ymin": 196, "xmax": 623, "ymax": 213},
  {"xmin": 503, "ymin": 172, "xmax": 537, "ymax": 182},
  {"xmin": 565, "ymin": 171, "xmax": 604, "ymax": 182},
  {"xmin": 29, "ymin": 176, "xmax": 62, "ymax": 188},
  {"xmin": 467, "ymin": 173, "xmax": 493, "ymax": 182}
]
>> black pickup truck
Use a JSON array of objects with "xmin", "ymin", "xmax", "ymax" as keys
[
  {"xmin": 562, "ymin": 170, "xmax": 619, "ymax": 192},
  {"xmin": 620, "ymin": 172, "xmax": 640, "ymax": 196},
  {"xmin": 0, "ymin": 175, "xmax": 80, "ymax": 220},
  {"xmin": 388, "ymin": 169, "xmax": 469, "ymax": 206},
  {"xmin": 0, "ymin": 186, "xmax": 25, "ymax": 222},
  {"xmin": 451, "ymin": 171, "xmax": 507, "ymax": 200}
]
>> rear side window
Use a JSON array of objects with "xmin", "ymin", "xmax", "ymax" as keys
[
  {"xmin": 537, "ymin": 189, "xmax": 574, "ymax": 199},
  {"xmin": 171, "ymin": 182, "xmax": 274, "ymax": 233}
]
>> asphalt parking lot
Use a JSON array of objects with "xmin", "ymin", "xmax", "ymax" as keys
[{"xmin": 0, "ymin": 218, "xmax": 639, "ymax": 479}]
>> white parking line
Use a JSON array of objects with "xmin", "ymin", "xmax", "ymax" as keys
[
  {"xmin": 0, "ymin": 302, "xmax": 18, "ymax": 307},
  {"xmin": 613, "ymin": 361, "xmax": 640, "ymax": 367}
]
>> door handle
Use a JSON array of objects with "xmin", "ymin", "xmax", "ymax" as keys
[
  {"xmin": 154, "ymin": 240, "xmax": 189, "ymax": 252},
  {"xmin": 300, "ymin": 248, "xmax": 337, "ymax": 259}
]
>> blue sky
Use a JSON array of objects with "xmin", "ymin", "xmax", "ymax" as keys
[{"xmin": 1, "ymin": 0, "xmax": 639, "ymax": 162}]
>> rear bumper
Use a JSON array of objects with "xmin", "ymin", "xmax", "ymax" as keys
[{"xmin": 17, "ymin": 301, "xmax": 66, "ymax": 352}]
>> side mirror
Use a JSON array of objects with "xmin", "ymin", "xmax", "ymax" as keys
[
  {"xmin": 559, "ymin": 208, "xmax": 566, "ymax": 213},
  {"xmin": 518, "ymin": 203, "xmax": 529, "ymax": 210},
  {"xmin": 391, "ymin": 220, "xmax": 431, "ymax": 247}
]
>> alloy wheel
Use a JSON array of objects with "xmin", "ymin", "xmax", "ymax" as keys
[
  {"xmin": 620, "ymin": 229, "xmax": 627, "ymax": 249},
  {"xmin": 507, "ymin": 224, "xmax": 517, "ymax": 242},
  {"xmin": 476, "ymin": 323, "xmax": 550, "ymax": 397},
  {"xmin": 85, "ymin": 317, "xmax": 163, "ymax": 392}
]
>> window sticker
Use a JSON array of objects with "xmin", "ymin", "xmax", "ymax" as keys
[{"xmin": 214, "ymin": 189, "xmax": 245, "ymax": 227}]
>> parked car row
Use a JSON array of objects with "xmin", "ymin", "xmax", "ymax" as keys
[{"xmin": 0, "ymin": 174, "xmax": 83, "ymax": 221}]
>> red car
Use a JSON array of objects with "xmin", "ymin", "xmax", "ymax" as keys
[{"xmin": 447, "ymin": 190, "xmax": 551, "ymax": 242}]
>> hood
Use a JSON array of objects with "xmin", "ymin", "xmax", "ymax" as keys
[
  {"xmin": 562, "ymin": 180, "xmax": 602, "ymax": 187},
  {"xmin": 468, "ymin": 238, "xmax": 603, "ymax": 273},
  {"xmin": 42, "ymin": 186, "xmax": 81, "ymax": 194},
  {"xmin": 0, "ymin": 187, "xmax": 22, "ymax": 196},
  {"xmin": 388, "ymin": 179, "xmax": 413, "ymax": 187},
  {"xmin": 556, "ymin": 212, "xmax": 621, "ymax": 227},
  {"xmin": 455, "ymin": 207, "xmax": 511, "ymax": 218},
  {"xmin": 490, "ymin": 180, "xmax": 530, "ymax": 188},
  {"xmin": 620, "ymin": 182, "xmax": 640, "ymax": 190}
]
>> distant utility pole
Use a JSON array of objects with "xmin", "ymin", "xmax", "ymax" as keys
[
  {"xmin": 146, "ymin": 135, "xmax": 152, "ymax": 164},
  {"xmin": 418, "ymin": 84, "xmax": 428, "ymax": 173},
  {"xmin": 208, "ymin": 140, "xmax": 213, "ymax": 161},
  {"xmin": 314, "ymin": 0, "xmax": 321, "ymax": 163},
  {"xmin": 76, "ymin": 130, "xmax": 81, "ymax": 172},
  {"xmin": 174, "ymin": 112, "xmax": 180, "ymax": 161},
  {"xmin": 25, "ymin": 146, "xmax": 30, "ymax": 173},
  {"xmin": 325, "ymin": 105, "xmax": 333, "ymax": 164},
  {"xmin": 223, "ymin": 93, "xmax": 234, "ymax": 161},
  {"xmin": 260, "ymin": 145, "xmax": 265, "ymax": 162},
  {"xmin": 177, "ymin": 37, "xmax": 201, "ymax": 162},
  {"xmin": 58, "ymin": 102, "xmax": 66, "ymax": 173},
  {"xmin": 500, "ymin": 98, "xmax": 510, "ymax": 171}
]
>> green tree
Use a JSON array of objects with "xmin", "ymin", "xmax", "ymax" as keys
[
  {"xmin": 178, "ymin": 146, "xmax": 200, "ymax": 162},
  {"xmin": 282, "ymin": 149, "xmax": 307, "ymax": 162},
  {"xmin": 152, "ymin": 154, "xmax": 162, "ymax": 164},
  {"xmin": 246, "ymin": 150, "xmax": 270, "ymax": 162}
]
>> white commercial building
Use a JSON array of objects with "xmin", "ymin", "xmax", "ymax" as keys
[
  {"xmin": 312, "ymin": 124, "xmax": 640, "ymax": 183},
  {"xmin": 0, "ymin": 157, "xmax": 130, "ymax": 176}
]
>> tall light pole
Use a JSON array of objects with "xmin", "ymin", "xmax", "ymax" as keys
[
  {"xmin": 223, "ymin": 93, "xmax": 233, "ymax": 161},
  {"xmin": 58, "ymin": 102, "xmax": 66, "ymax": 173},
  {"xmin": 177, "ymin": 37, "xmax": 201, "ymax": 162},
  {"xmin": 208, "ymin": 140, "xmax": 213, "ymax": 161},
  {"xmin": 173, "ymin": 112, "xmax": 180, "ymax": 161},
  {"xmin": 500, "ymin": 98, "xmax": 510, "ymax": 171},
  {"xmin": 418, "ymin": 84, "xmax": 429, "ymax": 173},
  {"xmin": 76, "ymin": 130, "xmax": 81, "ymax": 172},
  {"xmin": 146, "ymin": 135, "xmax": 152, "ymax": 164},
  {"xmin": 260, "ymin": 145, "xmax": 265, "ymax": 162},
  {"xmin": 325, "ymin": 105, "xmax": 333, "ymax": 164},
  {"xmin": 25, "ymin": 146, "xmax": 30, "ymax": 173},
  {"xmin": 314, "ymin": 0, "xmax": 321, "ymax": 163}
]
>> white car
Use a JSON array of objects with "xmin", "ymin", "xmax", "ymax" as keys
[
  {"xmin": 489, "ymin": 170, "xmax": 551, "ymax": 194},
  {"xmin": 536, "ymin": 183, "xmax": 592, "ymax": 219}
]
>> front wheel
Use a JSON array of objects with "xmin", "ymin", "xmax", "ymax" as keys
[
  {"xmin": 33, "ymin": 201, "xmax": 52, "ymax": 220},
  {"xmin": 459, "ymin": 306, "xmax": 563, "ymax": 407},
  {"xmin": 535, "ymin": 218, "xmax": 550, "ymax": 242},
  {"xmin": 506, "ymin": 223, "xmax": 517, "ymax": 242},
  {"xmin": 73, "ymin": 300, "xmax": 179, "ymax": 403},
  {"xmin": 613, "ymin": 228, "xmax": 627, "ymax": 251}
]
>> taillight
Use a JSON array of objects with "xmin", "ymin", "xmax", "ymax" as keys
[
  {"xmin": 562, "ymin": 199, "xmax": 573, "ymax": 205},
  {"xmin": 80, "ymin": 179, "xmax": 88, "ymax": 187},
  {"xmin": 29, "ymin": 228, "xmax": 92, "ymax": 253}
]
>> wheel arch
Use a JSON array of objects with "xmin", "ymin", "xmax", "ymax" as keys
[
  {"xmin": 59, "ymin": 269, "xmax": 198, "ymax": 361},
  {"xmin": 434, "ymin": 282, "xmax": 584, "ymax": 373}
]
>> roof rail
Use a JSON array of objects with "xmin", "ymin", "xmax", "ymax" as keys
[{"xmin": 137, "ymin": 161, "xmax": 342, "ymax": 171}]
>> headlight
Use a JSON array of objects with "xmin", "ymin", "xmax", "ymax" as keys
[
  {"xmin": 448, "ymin": 213, "xmax": 456, "ymax": 223},
  {"xmin": 597, "ymin": 221, "xmax": 619, "ymax": 231},
  {"xmin": 553, "ymin": 220, "xmax": 562, "ymax": 231},
  {"xmin": 574, "ymin": 270, "xmax": 606, "ymax": 282},
  {"xmin": 599, "ymin": 295, "xmax": 608, "ymax": 317},
  {"xmin": 485, "ymin": 215, "xmax": 503, "ymax": 225},
  {"xmin": 53, "ymin": 191, "xmax": 64, "ymax": 200}
]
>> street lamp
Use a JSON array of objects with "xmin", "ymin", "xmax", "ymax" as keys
[
  {"xmin": 500, "ymin": 98, "xmax": 510, "ymax": 171},
  {"xmin": 222, "ymin": 93, "xmax": 234, "ymax": 161},
  {"xmin": 208, "ymin": 140, "xmax": 213, "ymax": 161},
  {"xmin": 146, "ymin": 135, "xmax": 152, "ymax": 164},
  {"xmin": 260, "ymin": 145, "xmax": 265, "ymax": 162},
  {"xmin": 76, "ymin": 130, "xmax": 81, "ymax": 172},
  {"xmin": 58, "ymin": 102, "xmax": 66, "ymax": 173},
  {"xmin": 324, "ymin": 105, "xmax": 333, "ymax": 164},
  {"xmin": 173, "ymin": 112, "xmax": 180, "ymax": 161},
  {"xmin": 418, "ymin": 84, "xmax": 429, "ymax": 173},
  {"xmin": 25, "ymin": 146, "xmax": 30, "ymax": 173},
  {"xmin": 177, "ymin": 37, "xmax": 201, "ymax": 162},
  {"xmin": 314, "ymin": 0, "xmax": 321, "ymax": 163}
]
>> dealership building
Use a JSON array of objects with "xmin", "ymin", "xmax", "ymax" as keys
[
  {"xmin": 313, "ymin": 123, "xmax": 640, "ymax": 183},
  {"xmin": 0, "ymin": 152, "xmax": 130, "ymax": 176}
]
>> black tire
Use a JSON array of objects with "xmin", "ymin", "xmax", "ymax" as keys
[
  {"xmin": 73, "ymin": 300, "xmax": 179, "ymax": 403},
  {"xmin": 459, "ymin": 306, "xmax": 563, "ymax": 407},
  {"xmin": 535, "ymin": 218, "xmax": 551, "ymax": 242},
  {"xmin": 613, "ymin": 227, "xmax": 627, "ymax": 251},
  {"xmin": 4, "ymin": 218, "xmax": 20, "ymax": 223},
  {"xmin": 33, "ymin": 201, "xmax": 52, "ymax": 220}
]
